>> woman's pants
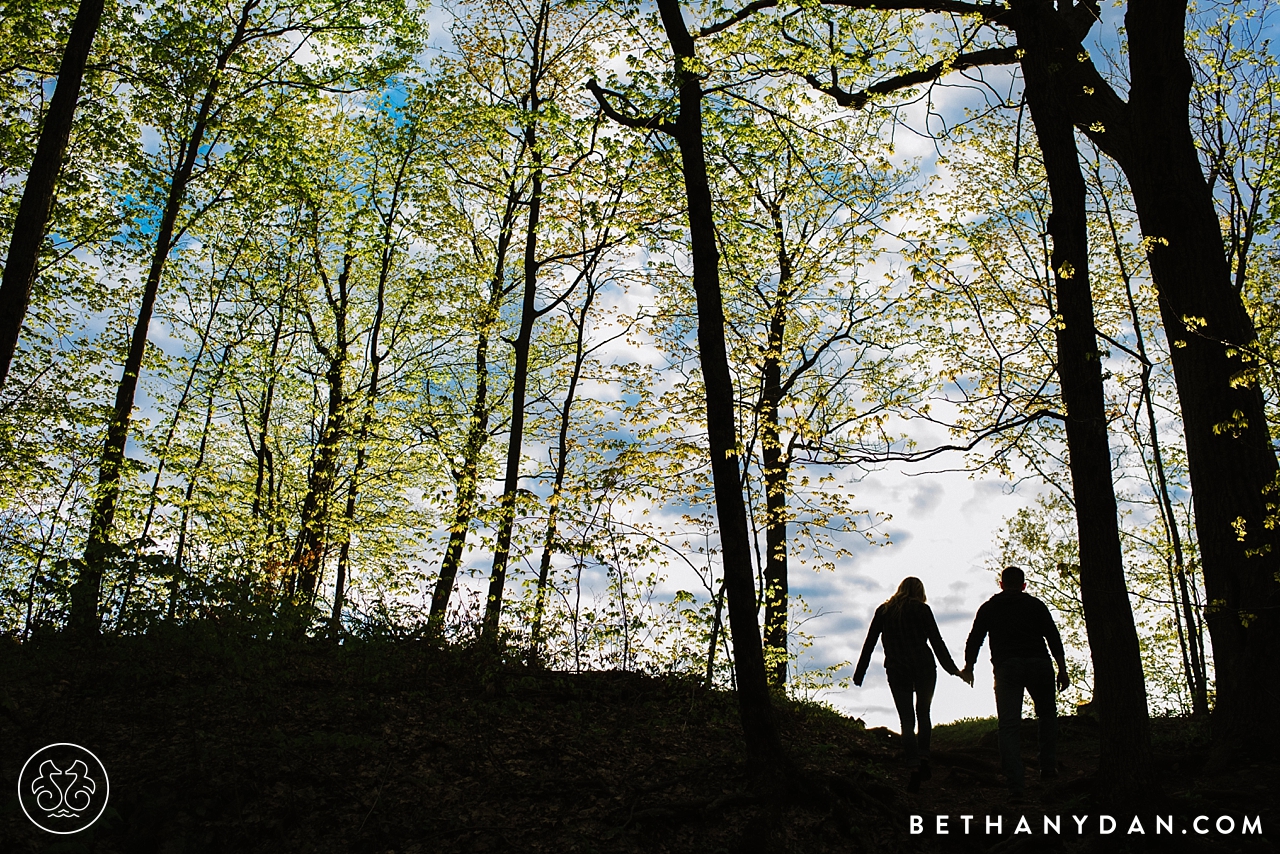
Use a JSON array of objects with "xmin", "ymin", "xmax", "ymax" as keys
[{"xmin": 886, "ymin": 662, "xmax": 937, "ymax": 765}]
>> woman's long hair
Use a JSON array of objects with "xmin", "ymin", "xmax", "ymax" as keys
[{"xmin": 883, "ymin": 576, "xmax": 927, "ymax": 617}]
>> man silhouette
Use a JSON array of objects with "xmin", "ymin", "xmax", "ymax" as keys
[{"xmin": 959, "ymin": 566, "xmax": 1069, "ymax": 800}]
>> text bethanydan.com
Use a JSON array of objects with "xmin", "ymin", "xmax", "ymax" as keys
[{"xmin": 910, "ymin": 814, "xmax": 1263, "ymax": 837}]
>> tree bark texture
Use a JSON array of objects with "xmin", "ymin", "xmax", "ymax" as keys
[
  {"xmin": 1014, "ymin": 0, "xmax": 1155, "ymax": 803},
  {"xmin": 656, "ymin": 0, "xmax": 782, "ymax": 767},
  {"xmin": 0, "ymin": 0, "xmax": 106, "ymax": 391}
]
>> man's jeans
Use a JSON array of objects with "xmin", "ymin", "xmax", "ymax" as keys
[
  {"xmin": 886, "ymin": 662, "xmax": 937, "ymax": 766},
  {"xmin": 993, "ymin": 657, "xmax": 1057, "ymax": 792}
]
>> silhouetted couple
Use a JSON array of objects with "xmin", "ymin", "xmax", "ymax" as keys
[{"xmin": 854, "ymin": 566, "xmax": 1069, "ymax": 798}]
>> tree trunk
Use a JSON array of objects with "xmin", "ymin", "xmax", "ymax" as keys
[
  {"xmin": 704, "ymin": 576, "xmax": 727, "ymax": 687},
  {"xmin": 251, "ymin": 297, "xmax": 287, "ymax": 526},
  {"xmin": 656, "ymin": 0, "xmax": 782, "ymax": 767},
  {"xmin": 1047, "ymin": 0, "xmax": 1280, "ymax": 750},
  {"xmin": 291, "ymin": 254, "xmax": 352, "ymax": 606},
  {"xmin": 482, "ymin": 145, "xmax": 541, "ymax": 641},
  {"xmin": 332, "ymin": 196, "xmax": 396, "ymax": 636},
  {"xmin": 168, "ymin": 345, "xmax": 229, "ymax": 621},
  {"xmin": 0, "ymin": 0, "xmax": 106, "ymax": 390},
  {"xmin": 1112, "ymin": 1, "xmax": 1280, "ymax": 753},
  {"xmin": 1014, "ymin": 0, "xmax": 1155, "ymax": 804},
  {"xmin": 760, "ymin": 203, "xmax": 791, "ymax": 687},
  {"xmin": 428, "ymin": 189, "xmax": 522, "ymax": 635},
  {"xmin": 483, "ymin": 2, "xmax": 549, "ymax": 638},
  {"xmin": 428, "ymin": 329, "xmax": 490, "ymax": 633},
  {"xmin": 530, "ymin": 277, "xmax": 597, "ymax": 661},
  {"xmin": 69, "ymin": 12, "xmax": 249, "ymax": 635}
]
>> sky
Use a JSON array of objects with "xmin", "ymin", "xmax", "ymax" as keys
[{"xmin": 777, "ymin": 465, "xmax": 1042, "ymax": 728}]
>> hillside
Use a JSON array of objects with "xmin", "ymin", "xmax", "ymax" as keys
[{"xmin": 0, "ymin": 631, "xmax": 1274, "ymax": 853}]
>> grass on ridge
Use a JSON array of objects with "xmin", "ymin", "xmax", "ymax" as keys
[{"xmin": 930, "ymin": 716, "xmax": 998, "ymax": 751}]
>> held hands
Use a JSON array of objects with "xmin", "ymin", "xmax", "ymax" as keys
[{"xmin": 956, "ymin": 665, "xmax": 974, "ymax": 687}]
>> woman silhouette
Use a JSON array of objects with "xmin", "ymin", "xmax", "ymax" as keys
[{"xmin": 853, "ymin": 576, "xmax": 964, "ymax": 791}]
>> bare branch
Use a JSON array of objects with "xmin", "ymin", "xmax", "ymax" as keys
[
  {"xmin": 700, "ymin": 0, "xmax": 782, "ymax": 37},
  {"xmin": 585, "ymin": 79, "xmax": 673, "ymax": 133},
  {"xmin": 808, "ymin": 46, "xmax": 1018, "ymax": 109},
  {"xmin": 701, "ymin": 0, "xmax": 1009, "ymax": 38},
  {"xmin": 794, "ymin": 407, "xmax": 1065, "ymax": 466}
]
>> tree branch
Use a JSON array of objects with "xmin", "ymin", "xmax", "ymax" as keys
[
  {"xmin": 793, "ymin": 407, "xmax": 1065, "ymax": 466},
  {"xmin": 808, "ymin": 46, "xmax": 1019, "ymax": 109},
  {"xmin": 585, "ymin": 79, "xmax": 673, "ymax": 134},
  {"xmin": 701, "ymin": 0, "xmax": 1009, "ymax": 38}
]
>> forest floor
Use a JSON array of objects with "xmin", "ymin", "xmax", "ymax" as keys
[{"xmin": 0, "ymin": 630, "xmax": 1275, "ymax": 853}]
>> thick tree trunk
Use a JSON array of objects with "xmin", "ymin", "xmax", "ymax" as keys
[
  {"xmin": 0, "ymin": 0, "xmax": 106, "ymax": 391},
  {"xmin": 805, "ymin": 0, "xmax": 1278, "ymax": 757},
  {"xmin": 1114, "ymin": 1, "xmax": 1280, "ymax": 753},
  {"xmin": 72, "ymin": 153, "xmax": 199, "ymax": 631},
  {"xmin": 1040, "ymin": 0, "xmax": 1280, "ymax": 750},
  {"xmin": 72, "ymin": 164, "xmax": 188, "ymax": 632},
  {"xmin": 1015, "ymin": 0, "xmax": 1155, "ymax": 804},
  {"xmin": 656, "ymin": 0, "xmax": 782, "ymax": 767}
]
